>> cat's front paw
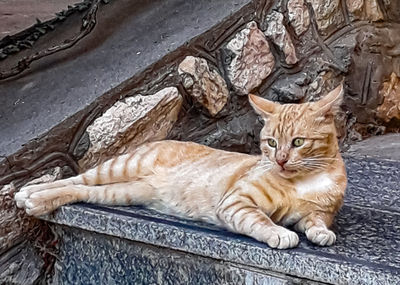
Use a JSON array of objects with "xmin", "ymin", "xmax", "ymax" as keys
[
  {"xmin": 306, "ymin": 226, "xmax": 336, "ymax": 246},
  {"xmin": 264, "ymin": 226, "xmax": 299, "ymax": 249}
]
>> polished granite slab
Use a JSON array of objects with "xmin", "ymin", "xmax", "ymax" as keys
[{"xmin": 44, "ymin": 155, "xmax": 400, "ymax": 284}]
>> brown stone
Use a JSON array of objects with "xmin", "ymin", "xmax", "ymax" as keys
[
  {"xmin": 225, "ymin": 21, "xmax": 275, "ymax": 95},
  {"xmin": 346, "ymin": 0, "xmax": 384, "ymax": 21},
  {"xmin": 287, "ymin": 0, "xmax": 310, "ymax": 36},
  {"xmin": 264, "ymin": 11, "xmax": 298, "ymax": 65},
  {"xmin": 0, "ymin": 167, "xmax": 61, "ymax": 252},
  {"xmin": 377, "ymin": 72, "xmax": 400, "ymax": 122},
  {"xmin": 364, "ymin": 0, "xmax": 384, "ymax": 21},
  {"xmin": 79, "ymin": 87, "xmax": 183, "ymax": 170},
  {"xmin": 178, "ymin": 56, "xmax": 229, "ymax": 116},
  {"xmin": 346, "ymin": 0, "xmax": 364, "ymax": 13},
  {"xmin": 309, "ymin": 0, "xmax": 343, "ymax": 33}
]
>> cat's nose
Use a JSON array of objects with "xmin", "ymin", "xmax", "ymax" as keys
[{"xmin": 276, "ymin": 159, "xmax": 288, "ymax": 168}]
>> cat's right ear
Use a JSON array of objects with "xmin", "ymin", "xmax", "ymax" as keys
[{"xmin": 248, "ymin": 94, "xmax": 277, "ymax": 119}]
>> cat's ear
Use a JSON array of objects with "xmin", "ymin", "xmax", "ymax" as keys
[
  {"xmin": 248, "ymin": 94, "xmax": 278, "ymax": 119},
  {"xmin": 312, "ymin": 83, "xmax": 344, "ymax": 117}
]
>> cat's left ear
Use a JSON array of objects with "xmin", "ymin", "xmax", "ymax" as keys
[
  {"xmin": 248, "ymin": 94, "xmax": 278, "ymax": 119},
  {"xmin": 312, "ymin": 82, "xmax": 344, "ymax": 117}
]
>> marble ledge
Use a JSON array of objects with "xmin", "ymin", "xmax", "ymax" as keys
[{"xmin": 42, "ymin": 155, "xmax": 400, "ymax": 284}]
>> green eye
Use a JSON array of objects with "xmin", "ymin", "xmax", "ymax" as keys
[
  {"xmin": 292, "ymin": 138, "xmax": 305, "ymax": 147},
  {"xmin": 267, "ymin": 139, "xmax": 277, "ymax": 148}
]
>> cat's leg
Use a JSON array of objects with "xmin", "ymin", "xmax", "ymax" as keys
[
  {"xmin": 295, "ymin": 213, "xmax": 336, "ymax": 246},
  {"xmin": 216, "ymin": 195, "xmax": 299, "ymax": 249},
  {"xmin": 15, "ymin": 150, "xmax": 149, "ymax": 208},
  {"xmin": 16, "ymin": 180, "xmax": 155, "ymax": 216}
]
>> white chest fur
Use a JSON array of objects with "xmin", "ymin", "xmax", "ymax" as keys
[{"xmin": 295, "ymin": 172, "xmax": 334, "ymax": 196}]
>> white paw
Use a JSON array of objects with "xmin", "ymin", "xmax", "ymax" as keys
[
  {"xmin": 306, "ymin": 226, "xmax": 336, "ymax": 246},
  {"xmin": 15, "ymin": 184, "xmax": 58, "ymax": 216},
  {"xmin": 14, "ymin": 190, "xmax": 29, "ymax": 208},
  {"xmin": 264, "ymin": 226, "xmax": 299, "ymax": 249}
]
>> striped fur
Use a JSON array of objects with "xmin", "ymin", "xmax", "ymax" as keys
[{"xmin": 15, "ymin": 84, "xmax": 347, "ymax": 249}]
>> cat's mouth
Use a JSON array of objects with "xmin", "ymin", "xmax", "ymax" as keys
[{"xmin": 277, "ymin": 167, "xmax": 298, "ymax": 177}]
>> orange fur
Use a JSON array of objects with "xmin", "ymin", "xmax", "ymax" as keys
[{"xmin": 15, "ymin": 84, "xmax": 347, "ymax": 249}]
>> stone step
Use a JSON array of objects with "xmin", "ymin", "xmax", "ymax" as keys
[{"xmin": 44, "ymin": 154, "xmax": 400, "ymax": 284}]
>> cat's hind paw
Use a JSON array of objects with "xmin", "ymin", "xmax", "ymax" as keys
[
  {"xmin": 15, "ymin": 184, "xmax": 67, "ymax": 216},
  {"xmin": 264, "ymin": 226, "xmax": 299, "ymax": 249},
  {"xmin": 306, "ymin": 226, "xmax": 336, "ymax": 246}
]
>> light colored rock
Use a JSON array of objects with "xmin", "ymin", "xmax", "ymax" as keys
[
  {"xmin": 265, "ymin": 11, "xmax": 298, "ymax": 65},
  {"xmin": 79, "ymin": 87, "xmax": 183, "ymax": 169},
  {"xmin": 346, "ymin": 0, "xmax": 364, "ymax": 13},
  {"xmin": 178, "ymin": 56, "xmax": 229, "ymax": 116},
  {"xmin": 377, "ymin": 72, "xmax": 400, "ymax": 122},
  {"xmin": 364, "ymin": 0, "xmax": 384, "ymax": 21},
  {"xmin": 288, "ymin": 0, "xmax": 310, "ymax": 35},
  {"xmin": 308, "ymin": 0, "xmax": 343, "ymax": 32},
  {"xmin": 346, "ymin": 0, "xmax": 384, "ymax": 21},
  {"xmin": 225, "ymin": 21, "xmax": 275, "ymax": 95}
]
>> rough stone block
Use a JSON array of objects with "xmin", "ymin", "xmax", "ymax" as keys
[
  {"xmin": 264, "ymin": 11, "xmax": 298, "ymax": 65},
  {"xmin": 377, "ymin": 72, "xmax": 400, "ymax": 122},
  {"xmin": 346, "ymin": 0, "xmax": 384, "ymax": 21},
  {"xmin": 225, "ymin": 21, "xmax": 275, "ymax": 95},
  {"xmin": 79, "ymin": 87, "xmax": 182, "ymax": 170},
  {"xmin": 287, "ymin": 0, "xmax": 310, "ymax": 36},
  {"xmin": 309, "ymin": 0, "xmax": 343, "ymax": 33},
  {"xmin": 178, "ymin": 56, "xmax": 229, "ymax": 116}
]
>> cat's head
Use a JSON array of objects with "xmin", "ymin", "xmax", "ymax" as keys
[{"xmin": 249, "ymin": 83, "xmax": 344, "ymax": 179}]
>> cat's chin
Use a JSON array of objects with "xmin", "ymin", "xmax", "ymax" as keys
[{"xmin": 275, "ymin": 168, "xmax": 298, "ymax": 179}]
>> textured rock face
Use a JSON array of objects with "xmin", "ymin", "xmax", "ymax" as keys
[
  {"xmin": 377, "ymin": 73, "xmax": 400, "ymax": 122},
  {"xmin": 346, "ymin": 0, "xmax": 384, "ymax": 20},
  {"xmin": 0, "ymin": 168, "xmax": 61, "ymax": 252},
  {"xmin": 364, "ymin": 0, "xmax": 384, "ymax": 21},
  {"xmin": 309, "ymin": 0, "xmax": 343, "ymax": 32},
  {"xmin": 178, "ymin": 56, "xmax": 229, "ymax": 116},
  {"xmin": 79, "ymin": 87, "xmax": 182, "ymax": 170},
  {"xmin": 346, "ymin": 0, "xmax": 364, "ymax": 13},
  {"xmin": 225, "ymin": 21, "xmax": 275, "ymax": 95},
  {"xmin": 287, "ymin": 0, "xmax": 310, "ymax": 36},
  {"xmin": 264, "ymin": 11, "xmax": 298, "ymax": 65}
]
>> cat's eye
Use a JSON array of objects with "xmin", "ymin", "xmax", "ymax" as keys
[
  {"xmin": 292, "ymin": 138, "xmax": 305, "ymax": 147},
  {"xmin": 267, "ymin": 139, "xmax": 277, "ymax": 148}
]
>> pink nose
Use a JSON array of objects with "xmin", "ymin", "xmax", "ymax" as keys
[{"xmin": 276, "ymin": 159, "xmax": 288, "ymax": 168}]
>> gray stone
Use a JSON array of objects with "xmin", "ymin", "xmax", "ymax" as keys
[
  {"xmin": 43, "ymin": 156, "xmax": 400, "ymax": 285},
  {"xmin": 264, "ymin": 11, "xmax": 298, "ymax": 65},
  {"xmin": 178, "ymin": 56, "xmax": 229, "ymax": 116},
  {"xmin": 0, "ymin": 242, "xmax": 43, "ymax": 285},
  {"xmin": 345, "ymin": 133, "xmax": 400, "ymax": 161},
  {"xmin": 52, "ymin": 226, "xmax": 309, "ymax": 285},
  {"xmin": 288, "ymin": 0, "xmax": 310, "ymax": 36},
  {"xmin": 0, "ymin": 0, "xmax": 252, "ymax": 158},
  {"xmin": 225, "ymin": 21, "xmax": 275, "ymax": 95},
  {"xmin": 79, "ymin": 87, "xmax": 182, "ymax": 170}
]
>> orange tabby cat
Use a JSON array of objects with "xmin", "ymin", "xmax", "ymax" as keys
[{"xmin": 15, "ymin": 84, "xmax": 347, "ymax": 249}]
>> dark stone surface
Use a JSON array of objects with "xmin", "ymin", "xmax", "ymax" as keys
[
  {"xmin": 44, "ymin": 156, "xmax": 400, "ymax": 284},
  {"xmin": 0, "ymin": 241, "xmax": 43, "ymax": 285},
  {"xmin": 345, "ymin": 134, "xmax": 400, "ymax": 161},
  {"xmin": 53, "ymin": 225, "xmax": 313, "ymax": 285},
  {"xmin": 0, "ymin": 0, "xmax": 252, "ymax": 158}
]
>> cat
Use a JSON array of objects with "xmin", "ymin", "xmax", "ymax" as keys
[{"xmin": 15, "ymin": 83, "xmax": 347, "ymax": 249}]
